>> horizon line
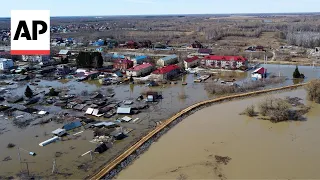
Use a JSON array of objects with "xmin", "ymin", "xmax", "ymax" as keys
[{"xmin": 0, "ymin": 11, "xmax": 320, "ymax": 18}]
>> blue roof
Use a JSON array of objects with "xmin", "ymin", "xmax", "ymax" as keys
[
  {"xmin": 161, "ymin": 55, "xmax": 178, "ymax": 61},
  {"xmin": 115, "ymin": 71, "xmax": 123, "ymax": 77},
  {"xmin": 93, "ymin": 41, "xmax": 104, "ymax": 46},
  {"xmin": 113, "ymin": 54, "xmax": 125, "ymax": 59},
  {"xmin": 62, "ymin": 121, "xmax": 82, "ymax": 131},
  {"xmin": 135, "ymin": 55, "xmax": 147, "ymax": 61}
]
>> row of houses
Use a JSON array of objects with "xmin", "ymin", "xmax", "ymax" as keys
[
  {"xmin": 112, "ymin": 54, "xmax": 248, "ymax": 80},
  {"xmin": 184, "ymin": 55, "xmax": 248, "ymax": 70}
]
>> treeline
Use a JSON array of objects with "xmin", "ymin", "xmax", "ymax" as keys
[
  {"xmin": 286, "ymin": 32, "xmax": 320, "ymax": 48},
  {"xmin": 203, "ymin": 28, "xmax": 262, "ymax": 40}
]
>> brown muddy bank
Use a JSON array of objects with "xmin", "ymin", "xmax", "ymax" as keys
[{"xmin": 117, "ymin": 89, "xmax": 320, "ymax": 179}]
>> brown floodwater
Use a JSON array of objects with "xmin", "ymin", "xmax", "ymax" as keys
[
  {"xmin": 117, "ymin": 89, "xmax": 320, "ymax": 179},
  {"xmin": 0, "ymin": 64, "xmax": 319, "ymax": 178}
]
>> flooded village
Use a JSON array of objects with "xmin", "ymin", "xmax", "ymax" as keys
[
  {"xmin": 1, "ymin": 13, "xmax": 320, "ymax": 179},
  {"xmin": 0, "ymin": 42, "xmax": 319, "ymax": 179}
]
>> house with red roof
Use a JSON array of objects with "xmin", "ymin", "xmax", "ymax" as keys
[
  {"xmin": 201, "ymin": 55, "xmax": 248, "ymax": 70},
  {"xmin": 184, "ymin": 56, "xmax": 200, "ymax": 68},
  {"xmin": 126, "ymin": 63, "xmax": 154, "ymax": 77},
  {"xmin": 151, "ymin": 64, "xmax": 180, "ymax": 80},
  {"xmin": 251, "ymin": 67, "xmax": 267, "ymax": 80},
  {"xmin": 113, "ymin": 59, "xmax": 133, "ymax": 70}
]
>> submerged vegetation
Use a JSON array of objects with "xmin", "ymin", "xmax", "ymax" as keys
[
  {"xmin": 205, "ymin": 77, "xmax": 286, "ymax": 95},
  {"xmin": 241, "ymin": 96, "xmax": 310, "ymax": 123},
  {"xmin": 306, "ymin": 79, "xmax": 320, "ymax": 103},
  {"xmin": 240, "ymin": 105, "xmax": 256, "ymax": 117}
]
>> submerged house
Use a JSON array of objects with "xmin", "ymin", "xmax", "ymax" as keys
[
  {"xmin": 52, "ymin": 128, "xmax": 66, "ymax": 137},
  {"xmin": 94, "ymin": 143, "xmax": 112, "ymax": 153},
  {"xmin": 56, "ymin": 65, "xmax": 71, "ymax": 76},
  {"xmin": 85, "ymin": 107, "xmax": 104, "ymax": 117},
  {"xmin": 58, "ymin": 50, "xmax": 71, "ymax": 58},
  {"xmin": 37, "ymin": 66, "xmax": 56, "ymax": 75},
  {"xmin": 251, "ymin": 67, "xmax": 267, "ymax": 80},
  {"xmin": 117, "ymin": 107, "xmax": 132, "ymax": 114},
  {"xmin": 62, "ymin": 121, "xmax": 82, "ymax": 131},
  {"xmin": 7, "ymin": 96, "xmax": 24, "ymax": 103}
]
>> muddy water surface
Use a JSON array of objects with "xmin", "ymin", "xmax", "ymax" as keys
[
  {"xmin": 117, "ymin": 89, "xmax": 320, "ymax": 179},
  {"xmin": 1, "ymin": 64, "xmax": 319, "ymax": 178}
]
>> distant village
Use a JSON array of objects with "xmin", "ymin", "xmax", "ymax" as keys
[{"xmin": 0, "ymin": 36, "xmax": 258, "ymax": 84}]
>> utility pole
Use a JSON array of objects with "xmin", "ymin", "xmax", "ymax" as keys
[
  {"xmin": 17, "ymin": 147, "xmax": 24, "ymax": 173},
  {"xmin": 81, "ymin": 150, "xmax": 93, "ymax": 161},
  {"xmin": 52, "ymin": 158, "xmax": 56, "ymax": 174},
  {"xmin": 20, "ymin": 161, "xmax": 35, "ymax": 177}
]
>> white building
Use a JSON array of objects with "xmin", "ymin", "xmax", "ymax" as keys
[
  {"xmin": 157, "ymin": 55, "xmax": 178, "ymax": 67},
  {"xmin": 126, "ymin": 63, "xmax": 154, "ymax": 77},
  {"xmin": 22, "ymin": 55, "xmax": 50, "ymax": 63},
  {"xmin": 184, "ymin": 56, "xmax": 200, "ymax": 68},
  {"xmin": 0, "ymin": 58, "xmax": 14, "ymax": 70}
]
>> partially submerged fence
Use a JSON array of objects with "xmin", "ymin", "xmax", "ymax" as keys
[{"xmin": 90, "ymin": 83, "xmax": 308, "ymax": 180}]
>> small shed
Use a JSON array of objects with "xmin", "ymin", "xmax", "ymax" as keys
[
  {"xmin": 94, "ymin": 143, "xmax": 111, "ymax": 154},
  {"xmin": 52, "ymin": 128, "xmax": 66, "ymax": 137},
  {"xmin": 121, "ymin": 116, "xmax": 132, "ymax": 122},
  {"xmin": 111, "ymin": 131, "xmax": 127, "ymax": 140},
  {"xmin": 117, "ymin": 107, "xmax": 132, "ymax": 114}
]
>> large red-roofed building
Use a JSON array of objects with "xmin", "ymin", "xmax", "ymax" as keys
[
  {"xmin": 201, "ymin": 55, "xmax": 248, "ymax": 70},
  {"xmin": 152, "ymin": 64, "xmax": 180, "ymax": 80},
  {"xmin": 126, "ymin": 63, "xmax": 154, "ymax": 77}
]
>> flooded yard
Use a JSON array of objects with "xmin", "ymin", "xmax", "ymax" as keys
[
  {"xmin": 0, "ymin": 64, "xmax": 319, "ymax": 178},
  {"xmin": 116, "ymin": 89, "xmax": 320, "ymax": 179}
]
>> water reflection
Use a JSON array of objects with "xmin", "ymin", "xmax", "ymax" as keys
[
  {"xmin": 292, "ymin": 78, "xmax": 304, "ymax": 84},
  {"xmin": 129, "ymin": 83, "xmax": 134, "ymax": 93}
]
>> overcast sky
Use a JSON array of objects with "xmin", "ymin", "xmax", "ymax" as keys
[{"xmin": 1, "ymin": 0, "xmax": 319, "ymax": 17}]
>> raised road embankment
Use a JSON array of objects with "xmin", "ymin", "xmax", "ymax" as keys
[{"xmin": 90, "ymin": 83, "xmax": 308, "ymax": 180}]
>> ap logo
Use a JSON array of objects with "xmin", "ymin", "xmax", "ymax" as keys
[{"xmin": 11, "ymin": 10, "xmax": 50, "ymax": 55}]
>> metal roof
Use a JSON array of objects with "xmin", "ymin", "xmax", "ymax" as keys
[
  {"xmin": 117, "ymin": 107, "xmax": 131, "ymax": 114},
  {"xmin": 127, "ymin": 63, "xmax": 153, "ymax": 71},
  {"xmin": 52, "ymin": 128, "xmax": 65, "ymax": 134},
  {"xmin": 94, "ymin": 122, "xmax": 115, "ymax": 127},
  {"xmin": 134, "ymin": 55, "xmax": 147, "ymax": 61},
  {"xmin": 58, "ymin": 50, "xmax": 70, "ymax": 55},
  {"xmin": 160, "ymin": 55, "xmax": 178, "ymax": 61},
  {"xmin": 62, "ymin": 121, "xmax": 82, "ymax": 131}
]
